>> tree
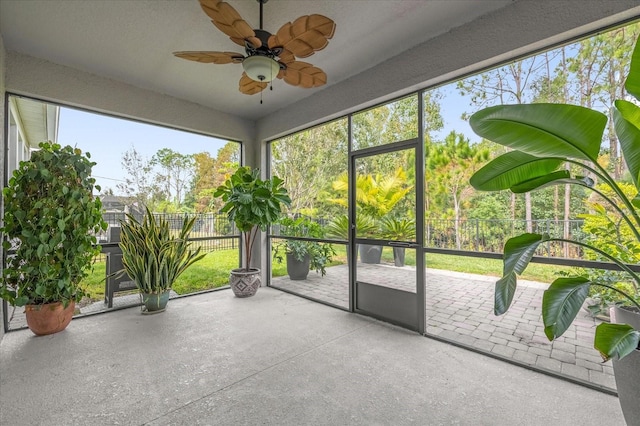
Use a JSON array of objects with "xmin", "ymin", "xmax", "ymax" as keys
[
  {"xmin": 271, "ymin": 119, "xmax": 348, "ymax": 217},
  {"xmin": 190, "ymin": 142, "xmax": 240, "ymax": 213},
  {"xmin": 191, "ymin": 152, "xmax": 216, "ymax": 212},
  {"xmin": 426, "ymin": 131, "xmax": 489, "ymax": 249},
  {"xmin": 564, "ymin": 23, "xmax": 640, "ymax": 180},
  {"xmin": 116, "ymin": 145, "xmax": 160, "ymax": 210},
  {"xmin": 458, "ymin": 55, "xmax": 554, "ymax": 232},
  {"xmin": 151, "ymin": 148, "xmax": 195, "ymax": 206}
]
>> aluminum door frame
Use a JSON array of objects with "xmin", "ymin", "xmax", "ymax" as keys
[{"xmin": 348, "ymin": 137, "xmax": 425, "ymax": 333}]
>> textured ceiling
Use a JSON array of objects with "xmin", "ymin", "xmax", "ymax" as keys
[{"xmin": 0, "ymin": 0, "xmax": 513, "ymax": 120}]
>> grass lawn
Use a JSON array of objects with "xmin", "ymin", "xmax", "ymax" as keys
[
  {"xmin": 327, "ymin": 245, "xmax": 561, "ymax": 283},
  {"xmin": 82, "ymin": 244, "xmax": 566, "ymax": 301},
  {"xmin": 425, "ymin": 253, "xmax": 562, "ymax": 283},
  {"xmin": 81, "ymin": 250, "xmax": 240, "ymax": 301}
]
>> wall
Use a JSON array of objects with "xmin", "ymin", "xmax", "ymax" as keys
[
  {"xmin": 256, "ymin": 0, "xmax": 640, "ymax": 142},
  {"xmin": 252, "ymin": 0, "xmax": 640, "ymax": 289},
  {"xmin": 5, "ymin": 51, "xmax": 257, "ymax": 152},
  {"xmin": 3, "ymin": 0, "xmax": 639, "ymax": 303},
  {"xmin": 0, "ymin": 33, "xmax": 6, "ymax": 341}
]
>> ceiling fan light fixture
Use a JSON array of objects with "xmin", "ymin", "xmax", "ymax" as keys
[{"xmin": 242, "ymin": 55, "xmax": 280, "ymax": 82}]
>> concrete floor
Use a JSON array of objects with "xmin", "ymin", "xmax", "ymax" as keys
[
  {"xmin": 0, "ymin": 287, "xmax": 625, "ymax": 425},
  {"xmin": 272, "ymin": 263, "xmax": 614, "ymax": 390}
]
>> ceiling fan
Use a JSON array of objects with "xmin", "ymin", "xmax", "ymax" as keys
[{"xmin": 174, "ymin": 0, "xmax": 336, "ymax": 96}]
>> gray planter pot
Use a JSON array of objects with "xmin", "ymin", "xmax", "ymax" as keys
[
  {"xmin": 229, "ymin": 268, "xmax": 261, "ymax": 297},
  {"xmin": 359, "ymin": 244, "xmax": 382, "ymax": 264},
  {"xmin": 611, "ymin": 305, "xmax": 640, "ymax": 425},
  {"xmin": 393, "ymin": 247, "xmax": 406, "ymax": 267},
  {"xmin": 141, "ymin": 290, "xmax": 170, "ymax": 313},
  {"xmin": 286, "ymin": 253, "xmax": 310, "ymax": 280}
]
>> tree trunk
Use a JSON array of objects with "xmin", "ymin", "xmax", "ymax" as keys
[
  {"xmin": 525, "ymin": 193, "xmax": 532, "ymax": 233},
  {"xmin": 454, "ymin": 192, "xmax": 461, "ymax": 250},
  {"xmin": 564, "ymin": 175, "xmax": 571, "ymax": 258}
]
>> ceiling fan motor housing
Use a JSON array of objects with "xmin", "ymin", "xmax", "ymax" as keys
[{"xmin": 246, "ymin": 30, "xmax": 282, "ymax": 59}]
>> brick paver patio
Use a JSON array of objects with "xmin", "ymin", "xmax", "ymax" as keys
[{"xmin": 271, "ymin": 263, "xmax": 616, "ymax": 391}]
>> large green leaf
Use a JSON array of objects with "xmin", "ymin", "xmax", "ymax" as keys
[
  {"xmin": 470, "ymin": 151, "xmax": 562, "ymax": 191},
  {"xmin": 509, "ymin": 171, "xmax": 578, "ymax": 193},
  {"xmin": 542, "ymin": 277, "xmax": 591, "ymax": 340},
  {"xmin": 613, "ymin": 100, "xmax": 640, "ymax": 191},
  {"xmin": 495, "ymin": 273, "xmax": 517, "ymax": 315},
  {"xmin": 594, "ymin": 323, "xmax": 640, "ymax": 361},
  {"xmin": 494, "ymin": 233, "xmax": 548, "ymax": 316},
  {"xmin": 470, "ymin": 104, "xmax": 607, "ymax": 162},
  {"xmin": 503, "ymin": 233, "xmax": 548, "ymax": 276},
  {"xmin": 625, "ymin": 34, "xmax": 640, "ymax": 102}
]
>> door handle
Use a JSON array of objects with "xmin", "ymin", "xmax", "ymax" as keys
[{"xmin": 388, "ymin": 241, "xmax": 416, "ymax": 248}]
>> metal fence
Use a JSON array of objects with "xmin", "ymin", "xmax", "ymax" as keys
[
  {"xmin": 96, "ymin": 212, "xmax": 239, "ymax": 260},
  {"xmin": 97, "ymin": 212, "xmax": 586, "ymax": 260},
  {"xmin": 285, "ymin": 216, "xmax": 585, "ymax": 259},
  {"xmin": 101, "ymin": 212, "xmax": 237, "ymax": 238},
  {"xmin": 425, "ymin": 218, "xmax": 585, "ymax": 258}
]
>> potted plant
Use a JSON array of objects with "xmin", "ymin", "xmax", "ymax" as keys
[
  {"xmin": 0, "ymin": 142, "xmax": 107, "ymax": 335},
  {"xmin": 119, "ymin": 207, "xmax": 205, "ymax": 313},
  {"xmin": 357, "ymin": 213, "xmax": 384, "ymax": 264},
  {"xmin": 214, "ymin": 166, "xmax": 291, "ymax": 297},
  {"xmin": 468, "ymin": 36, "xmax": 640, "ymax": 424},
  {"xmin": 381, "ymin": 217, "xmax": 416, "ymax": 267},
  {"xmin": 329, "ymin": 169, "xmax": 413, "ymax": 264},
  {"xmin": 326, "ymin": 214, "xmax": 376, "ymax": 264},
  {"xmin": 273, "ymin": 216, "xmax": 335, "ymax": 280},
  {"xmin": 325, "ymin": 214, "xmax": 350, "ymax": 241}
]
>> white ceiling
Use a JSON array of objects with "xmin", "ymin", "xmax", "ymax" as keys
[{"xmin": 0, "ymin": 0, "xmax": 514, "ymax": 121}]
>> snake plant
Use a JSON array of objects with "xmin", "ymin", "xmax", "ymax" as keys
[{"xmin": 119, "ymin": 207, "xmax": 205, "ymax": 294}]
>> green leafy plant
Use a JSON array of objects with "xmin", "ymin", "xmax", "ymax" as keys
[
  {"xmin": 273, "ymin": 217, "xmax": 336, "ymax": 276},
  {"xmin": 0, "ymin": 142, "xmax": 107, "ymax": 307},
  {"xmin": 325, "ymin": 214, "xmax": 376, "ymax": 240},
  {"xmin": 214, "ymin": 166, "xmax": 291, "ymax": 271},
  {"xmin": 381, "ymin": 217, "xmax": 416, "ymax": 241},
  {"xmin": 330, "ymin": 168, "xmax": 412, "ymax": 219},
  {"xmin": 119, "ymin": 207, "xmax": 205, "ymax": 294},
  {"xmin": 469, "ymin": 38, "xmax": 640, "ymax": 361},
  {"xmin": 571, "ymin": 183, "xmax": 640, "ymax": 317}
]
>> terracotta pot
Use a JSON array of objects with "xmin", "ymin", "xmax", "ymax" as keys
[
  {"xmin": 229, "ymin": 268, "xmax": 261, "ymax": 297},
  {"xmin": 25, "ymin": 301, "xmax": 75, "ymax": 336}
]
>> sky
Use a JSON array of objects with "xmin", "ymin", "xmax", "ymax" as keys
[
  {"xmin": 54, "ymin": 85, "xmax": 477, "ymax": 198},
  {"xmin": 57, "ymin": 108, "xmax": 232, "ymax": 195},
  {"xmin": 55, "ymin": 79, "xmax": 477, "ymax": 193},
  {"xmin": 435, "ymin": 82, "xmax": 476, "ymax": 142}
]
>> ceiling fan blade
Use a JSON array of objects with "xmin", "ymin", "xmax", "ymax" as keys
[
  {"xmin": 239, "ymin": 73, "xmax": 268, "ymax": 95},
  {"xmin": 199, "ymin": 0, "xmax": 262, "ymax": 48},
  {"xmin": 173, "ymin": 51, "xmax": 244, "ymax": 64},
  {"xmin": 279, "ymin": 61, "xmax": 327, "ymax": 88},
  {"xmin": 269, "ymin": 14, "xmax": 336, "ymax": 59},
  {"xmin": 278, "ymin": 49, "xmax": 295, "ymax": 64}
]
